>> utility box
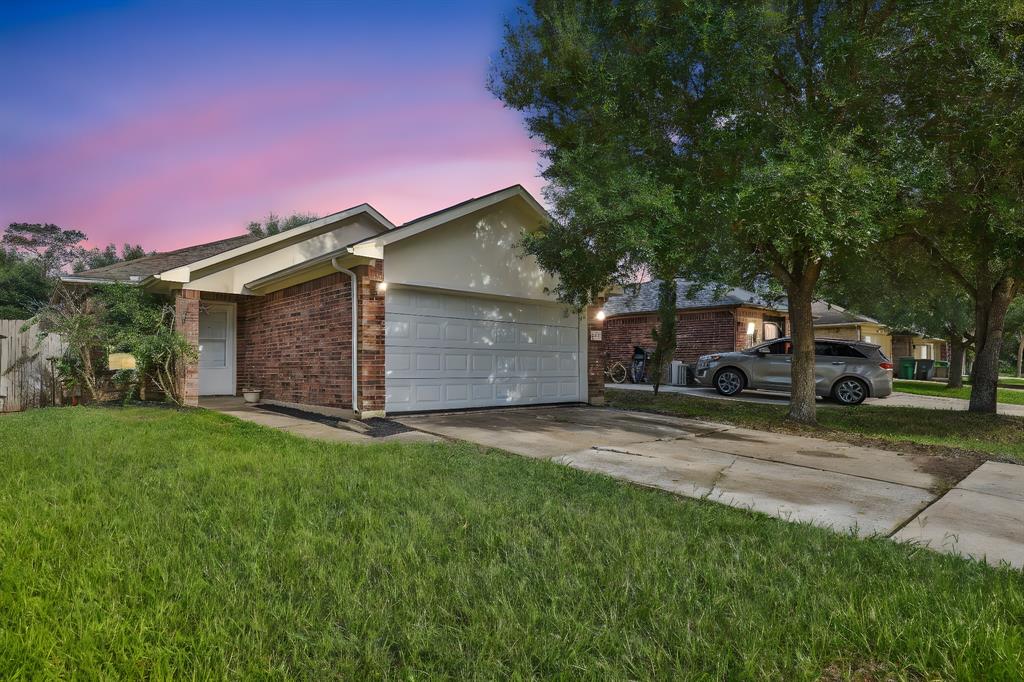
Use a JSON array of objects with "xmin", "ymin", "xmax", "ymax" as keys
[
  {"xmin": 670, "ymin": 360, "xmax": 688, "ymax": 385},
  {"xmin": 898, "ymin": 357, "xmax": 917, "ymax": 380},
  {"xmin": 915, "ymin": 359, "xmax": 936, "ymax": 381}
]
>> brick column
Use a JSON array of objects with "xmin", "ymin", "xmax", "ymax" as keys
[
  {"xmin": 587, "ymin": 299, "xmax": 605, "ymax": 406},
  {"xmin": 174, "ymin": 289, "xmax": 201, "ymax": 407},
  {"xmin": 354, "ymin": 261, "xmax": 386, "ymax": 417}
]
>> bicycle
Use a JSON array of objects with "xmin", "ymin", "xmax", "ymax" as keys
[{"xmin": 604, "ymin": 354, "xmax": 628, "ymax": 384}]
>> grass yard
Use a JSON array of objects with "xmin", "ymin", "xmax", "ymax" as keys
[
  {"xmin": 2, "ymin": 407, "xmax": 1023, "ymax": 679},
  {"xmin": 606, "ymin": 388, "xmax": 1024, "ymax": 463},
  {"xmin": 894, "ymin": 379, "xmax": 1024, "ymax": 405}
]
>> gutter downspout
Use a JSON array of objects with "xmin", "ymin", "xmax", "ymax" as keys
[{"xmin": 331, "ymin": 259, "xmax": 359, "ymax": 415}]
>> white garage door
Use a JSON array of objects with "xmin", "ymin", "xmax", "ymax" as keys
[{"xmin": 384, "ymin": 286, "xmax": 583, "ymax": 413}]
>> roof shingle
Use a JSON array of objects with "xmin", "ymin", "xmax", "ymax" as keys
[
  {"xmin": 68, "ymin": 234, "xmax": 260, "ymax": 282},
  {"xmin": 605, "ymin": 279, "xmax": 786, "ymax": 316}
]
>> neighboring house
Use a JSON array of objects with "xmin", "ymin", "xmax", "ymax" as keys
[
  {"xmin": 811, "ymin": 302, "xmax": 894, "ymax": 360},
  {"xmin": 63, "ymin": 185, "xmax": 604, "ymax": 416},
  {"xmin": 602, "ymin": 279, "xmax": 789, "ymax": 364},
  {"xmin": 891, "ymin": 332, "xmax": 948, "ymax": 362},
  {"xmin": 810, "ymin": 302, "xmax": 948, "ymax": 362}
]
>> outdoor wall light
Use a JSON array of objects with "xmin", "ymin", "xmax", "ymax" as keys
[
  {"xmin": 595, "ymin": 310, "xmax": 606, "ymax": 321},
  {"xmin": 376, "ymin": 281, "xmax": 388, "ymax": 293}
]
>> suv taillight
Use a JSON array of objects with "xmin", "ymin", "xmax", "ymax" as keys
[{"xmin": 879, "ymin": 362, "xmax": 893, "ymax": 370}]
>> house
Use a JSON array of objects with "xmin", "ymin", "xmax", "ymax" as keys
[
  {"xmin": 602, "ymin": 279, "xmax": 789, "ymax": 364},
  {"xmin": 891, "ymin": 333, "xmax": 948, "ymax": 362},
  {"xmin": 811, "ymin": 302, "xmax": 894, "ymax": 359},
  {"xmin": 64, "ymin": 185, "xmax": 604, "ymax": 417},
  {"xmin": 810, "ymin": 302, "xmax": 948, "ymax": 362}
]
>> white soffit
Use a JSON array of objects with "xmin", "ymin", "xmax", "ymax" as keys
[{"xmin": 155, "ymin": 203, "xmax": 394, "ymax": 283}]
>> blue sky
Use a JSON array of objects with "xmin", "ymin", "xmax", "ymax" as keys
[{"xmin": 1, "ymin": 1, "xmax": 542, "ymax": 250}]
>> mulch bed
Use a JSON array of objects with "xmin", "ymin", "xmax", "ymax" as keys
[{"xmin": 254, "ymin": 403, "xmax": 415, "ymax": 438}]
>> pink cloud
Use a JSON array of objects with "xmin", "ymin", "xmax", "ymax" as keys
[{"xmin": 2, "ymin": 74, "xmax": 546, "ymax": 252}]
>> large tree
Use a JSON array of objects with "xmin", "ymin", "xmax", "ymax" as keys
[
  {"xmin": 827, "ymin": 254, "xmax": 975, "ymax": 387},
  {"xmin": 1, "ymin": 222, "xmax": 86, "ymax": 279},
  {"xmin": 0, "ymin": 248, "xmax": 50, "ymax": 319},
  {"xmin": 889, "ymin": 0, "xmax": 1024, "ymax": 412},
  {"xmin": 73, "ymin": 243, "xmax": 149, "ymax": 273},
  {"xmin": 492, "ymin": 0, "xmax": 905, "ymax": 423}
]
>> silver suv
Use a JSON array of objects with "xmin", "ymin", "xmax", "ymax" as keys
[{"xmin": 694, "ymin": 337, "xmax": 893, "ymax": 405}]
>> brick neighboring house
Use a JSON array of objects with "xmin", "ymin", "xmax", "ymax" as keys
[
  {"xmin": 603, "ymin": 279, "xmax": 789, "ymax": 365},
  {"xmin": 63, "ymin": 185, "xmax": 605, "ymax": 416}
]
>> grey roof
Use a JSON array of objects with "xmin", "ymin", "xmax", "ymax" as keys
[
  {"xmin": 811, "ymin": 301, "xmax": 880, "ymax": 326},
  {"xmin": 67, "ymin": 234, "xmax": 260, "ymax": 282},
  {"xmin": 605, "ymin": 279, "xmax": 786, "ymax": 316}
]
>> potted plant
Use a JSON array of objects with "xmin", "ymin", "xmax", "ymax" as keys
[{"xmin": 242, "ymin": 387, "xmax": 262, "ymax": 403}]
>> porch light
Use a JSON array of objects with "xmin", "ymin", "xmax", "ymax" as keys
[
  {"xmin": 595, "ymin": 310, "xmax": 606, "ymax": 321},
  {"xmin": 746, "ymin": 322, "xmax": 756, "ymax": 335},
  {"xmin": 376, "ymin": 281, "xmax": 388, "ymax": 293}
]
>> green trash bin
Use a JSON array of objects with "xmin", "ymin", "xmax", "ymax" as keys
[{"xmin": 898, "ymin": 357, "xmax": 917, "ymax": 380}]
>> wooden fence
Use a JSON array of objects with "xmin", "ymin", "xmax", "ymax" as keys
[{"xmin": 0, "ymin": 319, "xmax": 65, "ymax": 412}]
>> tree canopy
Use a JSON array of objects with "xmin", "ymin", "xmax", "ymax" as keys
[
  {"xmin": 73, "ymin": 243, "xmax": 149, "ymax": 273},
  {"xmin": 246, "ymin": 212, "xmax": 319, "ymax": 238},
  {"xmin": 1, "ymin": 223, "xmax": 86, "ymax": 279},
  {"xmin": 0, "ymin": 248, "xmax": 50, "ymax": 319},
  {"xmin": 492, "ymin": 0, "xmax": 909, "ymax": 423}
]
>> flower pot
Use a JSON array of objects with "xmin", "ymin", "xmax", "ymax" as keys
[{"xmin": 242, "ymin": 390, "xmax": 262, "ymax": 403}]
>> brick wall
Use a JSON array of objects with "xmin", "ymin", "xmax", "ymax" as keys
[
  {"xmin": 234, "ymin": 273, "xmax": 354, "ymax": 408},
  {"xmin": 604, "ymin": 306, "xmax": 792, "ymax": 366},
  {"xmin": 354, "ymin": 261, "xmax": 385, "ymax": 415},
  {"xmin": 587, "ymin": 302, "xmax": 605, "ymax": 405},
  {"xmin": 734, "ymin": 307, "xmax": 789, "ymax": 351},
  {"xmin": 173, "ymin": 289, "xmax": 201, "ymax": 407},
  {"xmin": 604, "ymin": 307, "xmax": 738, "ymax": 365}
]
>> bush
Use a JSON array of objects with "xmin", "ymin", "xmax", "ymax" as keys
[{"xmin": 30, "ymin": 284, "xmax": 197, "ymax": 405}]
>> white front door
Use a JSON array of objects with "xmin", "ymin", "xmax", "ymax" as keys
[
  {"xmin": 198, "ymin": 302, "xmax": 236, "ymax": 395},
  {"xmin": 384, "ymin": 286, "xmax": 583, "ymax": 413}
]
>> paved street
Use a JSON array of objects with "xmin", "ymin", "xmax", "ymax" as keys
[{"xmin": 607, "ymin": 382, "xmax": 1024, "ymax": 417}]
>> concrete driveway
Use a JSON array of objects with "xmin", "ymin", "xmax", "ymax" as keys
[
  {"xmin": 608, "ymin": 382, "xmax": 1024, "ymax": 417},
  {"xmin": 397, "ymin": 406, "xmax": 1024, "ymax": 568}
]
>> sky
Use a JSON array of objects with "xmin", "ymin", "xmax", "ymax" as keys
[{"xmin": 0, "ymin": 0, "xmax": 543, "ymax": 252}]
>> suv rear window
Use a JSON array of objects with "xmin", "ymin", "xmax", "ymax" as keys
[{"xmin": 815, "ymin": 342, "xmax": 868, "ymax": 358}]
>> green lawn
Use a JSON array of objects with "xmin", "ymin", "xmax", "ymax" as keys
[
  {"xmin": 607, "ymin": 388, "xmax": 1024, "ymax": 463},
  {"xmin": 1, "ymin": 407, "xmax": 1023, "ymax": 679},
  {"xmin": 894, "ymin": 379, "xmax": 1024, "ymax": 405}
]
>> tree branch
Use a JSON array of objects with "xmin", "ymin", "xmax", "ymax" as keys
[{"xmin": 910, "ymin": 229, "xmax": 977, "ymax": 298}]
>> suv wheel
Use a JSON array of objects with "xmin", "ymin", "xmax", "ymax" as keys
[
  {"xmin": 832, "ymin": 377, "xmax": 868, "ymax": 405},
  {"xmin": 714, "ymin": 368, "xmax": 745, "ymax": 396}
]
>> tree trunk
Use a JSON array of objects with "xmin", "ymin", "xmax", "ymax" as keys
[
  {"xmin": 1016, "ymin": 335, "xmax": 1023, "ymax": 378},
  {"xmin": 969, "ymin": 281, "xmax": 1014, "ymax": 413},
  {"xmin": 786, "ymin": 272, "xmax": 818, "ymax": 425},
  {"xmin": 947, "ymin": 336, "xmax": 965, "ymax": 388}
]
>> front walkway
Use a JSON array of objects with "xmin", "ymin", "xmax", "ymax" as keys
[
  {"xmin": 608, "ymin": 382, "xmax": 1024, "ymax": 417},
  {"xmin": 199, "ymin": 397, "xmax": 441, "ymax": 444},
  {"xmin": 398, "ymin": 406, "xmax": 1024, "ymax": 569}
]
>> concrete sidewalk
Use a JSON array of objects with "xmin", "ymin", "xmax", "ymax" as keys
[
  {"xmin": 608, "ymin": 382, "xmax": 1024, "ymax": 417},
  {"xmin": 399, "ymin": 406, "xmax": 1024, "ymax": 568},
  {"xmin": 200, "ymin": 397, "xmax": 441, "ymax": 444},
  {"xmin": 894, "ymin": 462, "xmax": 1024, "ymax": 569}
]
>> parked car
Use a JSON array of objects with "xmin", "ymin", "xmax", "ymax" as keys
[{"xmin": 694, "ymin": 337, "xmax": 893, "ymax": 405}]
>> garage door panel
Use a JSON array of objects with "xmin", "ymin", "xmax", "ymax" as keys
[
  {"xmin": 390, "ymin": 315, "xmax": 575, "ymax": 352},
  {"xmin": 386, "ymin": 289, "xmax": 577, "ymax": 327},
  {"xmin": 387, "ymin": 348, "xmax": 578, "ymax": 380},
  {"xmin": 388, "ymin": 377, "xmax": 580, "ymax": 412},
  {"xmin": 385, "ymin": 286, "xmax": 582, "ymax": 413}
]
